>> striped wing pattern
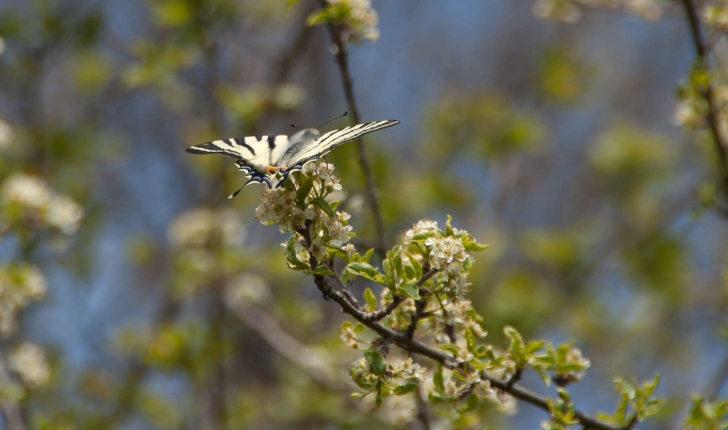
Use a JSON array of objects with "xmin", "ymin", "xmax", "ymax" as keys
[
  {"xmin": 186, "ymin": 119, "xmax": 399, "ymax": 197},
  {"xmin": 289, "ymin": 120, "xmax": 400, "ymax": 168}
]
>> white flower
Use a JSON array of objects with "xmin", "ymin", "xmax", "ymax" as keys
[
  {"xmin": 341, "ymin": 243, "xmax": 357, "ymax": 258},
  {"xmin": 323, "ymin": 211, "xmax": 354, "ymax": 247},
  {"xmin": 46, "ymin": 194, "xmax": 84, "ymax": 235},
  {"xmin": 327, "ymin": 0, "xmax": 380, "ymax": 43},
  {"xmin": 340, "ymin": 324, "xmax": 358, "ymax": 347},
  {"xmin": 428, "ymin": 237, "xmax": 467, "ymax": 269},
  {"xmin": 10, "ymin": 343, "xmax": 50, "ymax": 387},
  {"xmin": 404, "ymin": 219, "xmax": 439, "ymax": 243},
  {"xmin": 0, "ymin": 174, "xmax": 84, "ymax": 235},
  {"xmin": 0, "ymin": 263, "xmax": 47, "ymax": 337},
  {"xmin": 1, "ymin": 174, "xmax": 52, "ymax": 209},
  {"xmin": 254, "ymin": 187, "xmax": 303, "ymax": 233}
]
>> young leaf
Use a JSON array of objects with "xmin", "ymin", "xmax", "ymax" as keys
[
  {"xmin": 311, "ymin": 196, "xmax": 335, "ymax": 219},
  {"xmin": 393, "ymin": 382, "xmax": 418, "ymax": 395},
  {"xmin": 364, "ymin": 350, "xmax": 387, "ymax": 376},
  {"xmin": 363, "ymin": 287, "xmax": 378, "ymax": 312},
  {"xmin": 400, "ymin": 282, "xmax": 420, "ymax": 300},
  {"xmin": 313, "ymin": 265, "xmax": 335, "ymax": 276},
  {"xmin": 346, "ymin": 262, "xmax": 383, "ymax": 283}
]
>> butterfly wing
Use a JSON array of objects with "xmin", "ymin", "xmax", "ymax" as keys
[
  {"xmin": 282, "ymin": 120, "xmax": 400, "ymax": 171},
  {"xmin": 186, "ymin": 135, "xmax": 292, "ymax": 189}
]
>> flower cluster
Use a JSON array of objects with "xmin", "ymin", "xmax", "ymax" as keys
[
  {"xmin": 255, "ymin": 187, "xmax": 303, "ymax": 233},
  {"xmin": 532, "ymin": 0, "xmax": 663, "ymax": 23},
  {"xmin": 307, "ymin": 0, "xmax": 380, "ymax": 44},
  {"xmin": 0, "ymin": 174, "xmax": 84, "ymax": 235},
  {"xmin": 9, "ymin": 342, "xmax": 50, "ymax": 387},
  {"xmin": 703, "ymin": 3, "xmax": 728, "ymax": 32},
  {"xmin": 404, "ymin": 217, "xmax": 480, "ymax": 297},
  {"xmin": 0, "ymin": 263, "xmax": 47, "ymax": 336},
  {"xmin": 256, "ymin": 163, "xmax": 354, "ymax": 269}
]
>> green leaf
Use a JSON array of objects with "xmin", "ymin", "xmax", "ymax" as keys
[
  {"xmin": 363, "ymin": 287, "xmax": 378, "ymax": 312},
  {"xmin": 306, "ymin": 9, "xmax": 329, "ymax": 26},
  {"xmin": 445, "ymin": 214, "xmax": 454, "ymax": 236},
  {"xmin": 313, "ymin": 265, "xmax": 335, "ymax": 276},
  {"xmin": 406, "ymin": 252, "xmax": 423, "ymax": 279},
  {"xmin": 364, "ymin": 350, "xmax": 387, "ymax": 376},
  {"xmin": 438, "ymin": 344, "xmax": 460, "ymax": 355},
  {"xmin": 404, "ymin": 264, "xmax": 416, "ymax": 280},
  {"xmin": 409, "ymin": 232, "xmax": 437, "ymax": 242},
  {"xmin": 346, "ymin": 262, "xmax": 383, "ymax": 283},
  {"xmin": 393, "ymin": 383, "xmax": 418, "ymax": 395},
  {"xmin": 463, "ymin": 240, "xmax": 489, "ymax": 251},
  {"xmin": 375, "ymin": 381, "xmax": 384, "ymax": 407},
  {"xmin": 433, "ymin": 364, "xmax": 444, "ymax": 391},
  {"xmin": 400, "ymin": 283, "xmax": 420, "ymax": 300},
  {"xmin": 295, "ymin": 175, "xmax": 316, "ymax": 206},
  {"xmin": 285, "ymin": 236, "xmax": 309, "ymax": 271},
  {"xmin": 362, "ymin": 247, "xmax": 375, "ymax": 263},
  {"xmin": 311, "ymin": 196, "xmax": 335, "ymax": 219},
  {"xmin": 457, "ymin": 393, "xmax": 480, "ymax": 414}
]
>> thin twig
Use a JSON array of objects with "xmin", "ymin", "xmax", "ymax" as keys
[
  {"xmin": 228, "ymin": 299, "xmax": 337, "ymax": 387},
  {"xmin": 681, "ymin": 0, "xmax": 728, "ymax": 204},
  {"xmin": 318, "ymin": 0, "xmax": 387, "ymax": 256}
]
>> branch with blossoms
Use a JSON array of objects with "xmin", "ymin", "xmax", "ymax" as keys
[{"xmin": 252, "ymin": 162, "xmax": 661, "ymax": 430}]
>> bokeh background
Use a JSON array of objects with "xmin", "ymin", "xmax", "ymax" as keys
[{"xmin": 0, "ymin": 0, "xmax": 726, "ymax": 428}]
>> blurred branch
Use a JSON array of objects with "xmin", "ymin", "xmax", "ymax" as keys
[
  {"xmin": 227, "ymin": 299, "xmax": 340, "ymax": 388},
  {"xmin": 317, "ymin": 0, "xmax": 387, "ymax": 257},
  {"xmin": 681, "ymin": 0, "xmax": 728, "ymax": 215},
  {"xmin": 0, "ymin": 356, "xmax": 26, "ymax": 430}
]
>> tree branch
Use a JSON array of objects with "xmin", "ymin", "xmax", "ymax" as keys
[
  {"xmin": 318, "ymin": 0, "xmax": 387, "ymax": 256},
  {"xmin": 681, "ymin": 0, "xmax": 728, "ymax": 206}
]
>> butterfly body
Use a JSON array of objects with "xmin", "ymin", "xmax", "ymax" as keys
[{"xmin": 186, "ymin": 120, "xmax": 399, "ymax": 198}]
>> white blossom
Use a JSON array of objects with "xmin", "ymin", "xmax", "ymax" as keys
[
  {"xmin": 327, "ymin": 0, "xmax": 380, "ymax": 43},
  {"xmin": 404, "ymin": 219, "xmax": 439, "ymax": 243},
  {"xmin": 0, "ymin": 263, "xmax": 47, "ymax": 336},
  {"xmin": 0, "ymin": 174, "xmax": 84, "ymax": 235},
  {"xmin": 9, "ymin": 343, "xmax": 50, "ymax": 387},
  {"xmin": 427, "ymin": 236, "xmax": 468, "ymax": 270},
  {"xmin": 340, "ymin": 324, "xmax": 358, "ymax": 347},
  {"xmin": 255, "ymin": 187, "xmax": 303, "ymax": 233}
]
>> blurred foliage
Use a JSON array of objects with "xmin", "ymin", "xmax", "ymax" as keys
[{"xmin": 0, "ymin": 0, "xmax": 727, "ymax": 429}]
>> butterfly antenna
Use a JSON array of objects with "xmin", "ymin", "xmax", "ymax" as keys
[{"xmin": 317, "ymin": 111, "xmax": 348, "ymax": 129}]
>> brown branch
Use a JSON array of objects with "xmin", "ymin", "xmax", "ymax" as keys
[
  {"xmin": 318, "ymin": 0, "xmax": 387, "ymax": 256},
  {"xmin": 681, "ymin": 0, "xmax": 728, "ymax": 208}
]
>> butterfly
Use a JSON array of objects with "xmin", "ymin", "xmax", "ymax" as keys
[{"xmin": 186, "ymin": 115, "xmax": 399, "ymax": 198}]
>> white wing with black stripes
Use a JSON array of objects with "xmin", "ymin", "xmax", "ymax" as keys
[{"xmin": 186, "ymin": 119, "xmax": 399, "ymax": 198}]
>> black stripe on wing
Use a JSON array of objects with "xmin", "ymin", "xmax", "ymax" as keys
[
  {"xmin": 186, "ymin": 136, "xmax": 281, "ymax": 160},
  {"xmin": 316, "ymin": 120, "xmax": 399, "ymax": 155},
  {"xmin": 295, "ymin": 120, "xmax": 400, "ymax": 165}
]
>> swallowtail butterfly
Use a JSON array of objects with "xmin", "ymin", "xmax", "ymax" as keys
[{"xmin": 186, "ymin": 115, "xmax": 399, "ymax": 198}]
